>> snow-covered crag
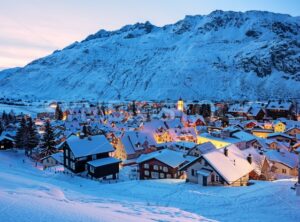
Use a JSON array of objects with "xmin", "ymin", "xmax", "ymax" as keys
[{"xmin": 0, "ymin": 10, "xmax": 299, "ymax": 100}]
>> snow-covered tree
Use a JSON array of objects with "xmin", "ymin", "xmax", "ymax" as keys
[
  {"xmin": 15, "ymin": 117, "xmax": 28, "ymax": 151},
  {"xmin": 41, "ymin": 121, "xmax": 56, "ymax": 157},
  {"xmin": 27, "ymin": 118, "xmax": 39, "ymax": 155},
  {"xmin": 55, "ymin": 104, "xmax": 63, "ymax": 120}
]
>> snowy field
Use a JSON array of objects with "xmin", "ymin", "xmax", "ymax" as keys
[
  {"xmin": 0, "ymin": 103, "xmax": 52, "ymax": 116},
  {"xmin": 0, "ymin": 150, "xmax": 299, "ymax": 222}
]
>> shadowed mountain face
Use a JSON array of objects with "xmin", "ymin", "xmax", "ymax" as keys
[{"xmin": 0, "ymin": 10, "xmax": 299, "ymax": 101}]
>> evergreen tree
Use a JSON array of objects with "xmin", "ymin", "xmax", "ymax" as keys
[
  {"xmin": 132, "ymin": 100, "xmax": 137, "ymax": 116},
  {"xmin": 41, "ymin": 121, "xmax": 56, "ymax": 157},
  {"xmin": 2, "ymin": 111, "xmax": 7, "ymax": 121},
  {"xmin": 27, "ymin": 118, "xmax": 39, "ymax": 155},
  {"xmin": 101, "ymin": 102, "xmax": 106, "ymax": 116},
  {"xmin": 55, "ymin": 104, "xmax": 63, "ymax": 120},
  {"xmin": 146, "ymin": 110, "xmax": 151, "ymax": 122},
  {"xmin": 15, "ymin": 117, "xmax": 28, "ymax": 151},
  {"xmin": 0, "ymin": 120, "xmax": 3, "ymax": 135}
]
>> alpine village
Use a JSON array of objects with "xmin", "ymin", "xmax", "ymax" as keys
[{"xmin": 0, "ymin": 98, "xmax": 299, "ymax": 193}]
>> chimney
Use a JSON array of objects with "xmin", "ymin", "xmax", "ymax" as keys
[
  {"xmin": 247, "ymin": 154, "xmax": 252, "ymax": 164},
  {"xmin": 224, "ymin": 147, "xmax": 228, "ymax": 157}
]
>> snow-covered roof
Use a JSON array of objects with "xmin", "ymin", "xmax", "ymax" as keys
[
  {"xmin": 266, "ymin": 101, "xmax": 292, "ymax": 111},
  {"xmin": 66, "ymin": 135, "xmax": 114, "ymax": 158},
  {"xmin": 136, "ymin": 149, "xmax": 196, "ymax": 168},
  {"xmin": 87, "ymin": 157, "xmax": 120, "ymax": 167},
  {"xmin": 192, "ymin": 142, "xmax": 216, "ymax": 154},
  {"xmin": 0, "ymin": 135, "xmax": 14, "ymax": 141},
  {"xmin": 232, "ymin": 131, "xmax": 256, "ymax": 142},
  {"xmin": 241, "ymin": 147, "xmax": 267, "ymax": 175},
  {"xmin": 197, "ymin": 168, "xmax": 212, "ymax": 176},
  {"xmin": 228, "ymin": 104, "xmax": 251, "ymax": 113},
  {"xmin": 51, "ymin": 152, "xmax": 64, "ymax": 163},
  {"xmin": 121, "ymin": 131, "xmax": 156, "ymax": 155},
  {"xmin": 203, "ymin": 145, "xmax": 254, "ymax": 184},
  {"xmin": 267, "ymin": 132, "xmax": 293, "ymax": 139},
  {"xmin": 174, "ymin": 141, "xmax": 197, "ymax": 149},
  {"xmin": 265, "ymin": 149, "xmax": 298, "ymax": 168},
  {"xmin": 199, "ymin": 133, "xmax": 241, "ymax": 144}
]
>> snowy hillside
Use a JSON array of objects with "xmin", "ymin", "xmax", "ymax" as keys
[
  {"xmin": 1, "ymin": 150, "xmax": 300, "ymax": 222},
  {"xmin": 0, "ymin": 10, "xmax": 299, "ymax": 100}
]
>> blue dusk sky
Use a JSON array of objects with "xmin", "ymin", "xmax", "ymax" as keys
[{"xmin": 0, "ymin": 0, "xmax": 299, "ymax": 70}]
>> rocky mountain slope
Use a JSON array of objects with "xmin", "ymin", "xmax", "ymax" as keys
[{"xmin": 0, "ymin": 10, "xmax": 299, "ymax": 101}]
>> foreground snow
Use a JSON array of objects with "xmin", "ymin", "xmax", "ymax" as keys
[{"xmin": 0, "ymin": 151, "xmax": 299, "ymax": 222}]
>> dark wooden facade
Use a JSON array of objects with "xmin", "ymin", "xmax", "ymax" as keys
[
  {"xmin": 138, "ymin": 158, "xmax": 184, "ymax": 180},
  {"xmin": 87, "ymin": 162, "xmax": 120, "ymax": 179},
  {"xmin": 63, "ymin": 143, "xmax": 109, "ymax": 173},
  {"xmin": 0, "ymin": 138, "xmax": 14, "ymax": 150}
]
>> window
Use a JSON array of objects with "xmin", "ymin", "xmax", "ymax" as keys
[
  {"xmin": 151, "ymin": 172, "xmax": 159, "ymax": 179},
  {"xmin": 1, "ymin": 145, "xmax": 4, "ymax": 149},
  {"xmin": 211, "ymin": 174, "xmax": 215, "ymax": 182},
  {"xmin": 90, "ymin": 166, "xmax": 95, "ymax": 173},
  {"xmin": 70, "ymin": 161, "xmax": 75, "ymax": 170},
  {"xmin": 216, "ymin": 175, "xmax": 219, "ymax": 182},
  {"xmin": 66, "ymin": 149, "xmax": 69, "ymax": 156},
  {"xmin": 92, "ymin": 154, "xmax": 97, "ymax": 160},
  {"xmin": 144, "ymin": 170, "xmax": 149, "ymax": 176},
  {"xmin": 70, "ymin": 152, "xmax": 74, "ymax": 160},
  {"xmin": 153, "ymin": 165, "xmax": 159, "ymax": 170},
  {"xmin": 167, "ymin": 174, "xmax": 171, "ymax": 178},
  {"xmin": 282, "ymin": 169, "xmax": 287, "ymax": 174},
  {"xmin": 144, "ymin": 163, "xmax": 149, "ymax": 169},
  {"xmin": 160, "ymin": 173, "xmax": 165, "ymax": 179},
  {"xmin": 163, "ymin": 167, "xmax": 168, "ymax": 173},
  {"xmin": 191, "ymin": 169, "xmax": 195, "ymax": 176}
]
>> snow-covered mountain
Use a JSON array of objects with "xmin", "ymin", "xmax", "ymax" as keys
[{"xmin": 0, "ymin": 10, "xmax": 299, "ymax": 101}]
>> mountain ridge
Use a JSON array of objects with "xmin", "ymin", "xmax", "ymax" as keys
[{"xmin": 0, "ymin": 10, "xmax": 299, "ymax": 101}]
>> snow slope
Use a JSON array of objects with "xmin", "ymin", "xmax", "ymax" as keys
[
  {"xmin": 0, "ymin": 10, "xmax": 299, "ymax": 101},
  {"xmin": 0, "ymin": 150, "xmax": 300, "ymax": 222}
]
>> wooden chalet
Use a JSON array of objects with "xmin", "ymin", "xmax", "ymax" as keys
[
  {"xmin": 136, "ymin": 149, "xmax": 196, "ymax": 180},
  {"xmin": 0, "ymin": 136, "xmax": 14, "ymax": 150},
  {"xmin": 63, "ymin": 135, "xmax": 120, "ymax": 179},
  {"xmin": 266, "ymin": 101, "xmax": 293, "ymax": 119}
]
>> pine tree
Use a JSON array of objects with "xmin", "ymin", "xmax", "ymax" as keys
[
  {"xmin": 15, "ymin": 117, "xmax": 28, "ymax": 151},
  {"xmin": 55, "ymin": 104, "xmax": 63, "ymax": 120},
  {"xmin": 41, "ymin": 121, "xmax": 56, "ymax": 157},
  {"xmin": 27, "ymin": 118, "xmax": 39, "ymax": 155},
  {"xmin": 132, "ymin": 100, "xmax": 137, "ymax": 116},
  {"xmin": 0, "ymin": 120, "xmax": 3, "ymax": 135},
  {"xmin": 146, "ymin": 110, "xmax": 151, "ymax": 122}
]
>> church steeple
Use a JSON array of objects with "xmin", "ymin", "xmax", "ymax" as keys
[{"xmin": 177, "ymin": 97, "xmax": 184, "ymax": 112}]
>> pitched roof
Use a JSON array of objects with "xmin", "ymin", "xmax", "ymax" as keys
[
  {"xmin": 267, "ymin": 132, "xmax": 294, "ymax": 139},
  {"xmin": 265, "ymin": 149, "xmax": 298, "ymax": 168},
  {"xmin": 66, "ymin": 135, "xmax": 114, "ymax": 158},
  {"xmin": 87, "ymin": 157, "xmax": 121, "ymax": 167},
  {"xmin": 136, "ymin": 149, "xmax": 196, "ymax": 168},
  {"xmin": 191, "ymin": 142, "xmax": 216, "ymax": 154},
  {"xmin": 121, "ymin": 131, "xmax": 156, "ymax": 155},
  {"xmin": 203, "ymin": 145, "xmax": 254, "ymax": 184},
  {"xmin": 266, "ymin": 101, "xmax": 292, "ymax": 111}
]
